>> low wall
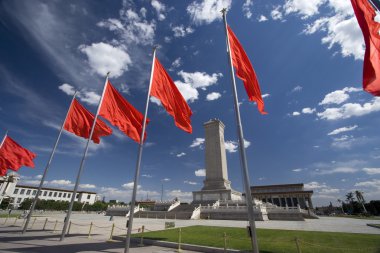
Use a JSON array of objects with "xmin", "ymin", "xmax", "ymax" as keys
[
  {"xmin": 134, "ymin": 211, "xmax": 193, "ymax": 220},
  {"xmin": 267, "ymin": 212, "xmax": 304, "ymax": 221}
]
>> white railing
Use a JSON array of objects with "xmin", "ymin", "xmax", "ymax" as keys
[
  {"xmin": 126, "ymin": 204, "xmax": 140, "ymax": 217},
  {"xmin": 168, "ymin": 200, "xmax": 181, "ymax": 211},
  {"xmin": 190, "ymin": 205, "xmax": 201, "ymax": 219}
]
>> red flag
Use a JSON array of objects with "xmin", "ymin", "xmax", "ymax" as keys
[
  {"xmin": 99, "ymin": 81, "xmax": 148, "ymax": 143},
  {"xmin": 351, "ymin": 0, "xmax": 380, "ymax": 96},
  {"xmin": 227, "ymin": 25, "xmax": 267, "ymax": 114},
  {"xmin": 0, "ymin": 136, "xmax": 36, "ymax": 176},
  {"xmin": 64, "ymin": 99, "xmax": 112, "ymax": 144},
  {"xmin": 150, "ymin": 58, "xmax": 193, "ymax": 133}
]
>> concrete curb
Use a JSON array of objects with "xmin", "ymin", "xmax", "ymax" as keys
[
  {"xmin": 130, "ymin": 237, "xmax": 243, "ymax": 253},
  {"xmin": 367, "ymin": 224, "xmax": 380, "ymax": 229}
]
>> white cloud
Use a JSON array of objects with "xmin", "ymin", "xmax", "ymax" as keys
[
  {"xmin": 315, "ymin": 167, "xmax": 358, "ymax": 175},
  {"xmin": 292, "ymin": 168, "xmax": 303, "ymax": 172},
  {"xmin": 271, "ymin": 6, "xmax": 283, "ymax": 20},
  {"xmin": 166, "ymin": 189, "xmax": 192, "ymax": 201},
  {"xmin": 49, "ymin": 180, "xmax": 74, "ymax": 187},
  {"xmin": 362, "ymin": 168, "xmax": 380, "ymax": 175},
  {"xmin": 58, "ymin": 83, "xmax": 100, "ymax": 105},
  {"xmin": 171, "ymin": 57, "xmax": 182, "ymax": 69},
  {"xmin": 164, "ymin": 36, "xmax": 171, "ymax": 43},
  {"xmin": 79, "ymin": 42, "xmax": 131, "ymax": 78},
  {"xmin": 172, "ymin": 25, "xmax": 194, "ymax": 37},
  {"xmin": 305, "ymin": 181, "xmax": 328, "ymax": 189},
  {"xmin": 225, "ymin": 140, "xmax": 238, "ymax": 153},
  {"xmin": 258, "ymin": 15, "xmax": 268, "ymax": 22},
  {"xmin": 206, "ymin": 92, "xmax": 222, "ymax": 101},
  {"xmin": 224, "ymin": 139, "xmax": 250, "ymax": 153},
  {"xmin": 328, "ymin": 125, "xmax": 358, "ymax": 136},
  {"xmin": 331, "ymin": 135, "xmax": 357, "ymax": 149},
  {"xmin": 174, "ymin": 71, "xmax": 222, "ymax": 103},
  {"xmin": 184, "ymin": 180, "xmax": 198, "ymax": 185},
  {"xmin": 354, "ymin": 179, "xmax": 380, "ymax": 189},
  {"xmin": 120, "ymin": 83, "xmax": 130, "ymax": 94},
  {"xmin": 298, "ymin": 1, "xmax": 364, "ymax": 59},
  {"xmin": 291, "ymin": 85, "xmax": 303, "ymax": 93},
  {"xmin": 78, "ymin": 90, "xmax": 101, "ymax": 105},
  {"xmin": 284, "ymin": 0, "xmax": 326, "ymax": 18},
  {"xmin": 174, "ymin": 80, "xmax": 199, "ymax": 103},
  {"xmin": 141, "ymin": 174, "xmax": 152, "ymax": 178},
  {"xmin": 97, "ymin": 6, "xmax": 156, "ymax": 46},
  {"xmin": 319, "ymin": 87, "xmax": 361, "ymax": 106},
  {"xmin": 59, "ymin": 83, "xmax": 100, "ymax": 105},
  {"xmin": 304, "ymin": 181, "xmax": 340, "ymax": 196},
  {"xmin": 190, "ymin": 138, "xmax": 205, "ymax": 148},
  {"xmin": 242, "ymin": 0, "xmax": 253, "ymax": 19},
  {"xmin": 177, "ymin": 71, "xmax": 222, "ymax": 90},
  {"xmin": 302, "ymin": 107, "xmax": 316, "ymax": 114},
  {"xmin": 122, "ymin": 181, "xmax": 141, "ymax": 190},
  {"xmin": 176, "ymin": 152, "xmax": 186, "ymax": 157},
  {"xmin": 59, "ymin": 84, "xmax": 76, "ymax": 96},
  {"xmin": 317, "ymin": 97, "xmax": 380, "ymax": 120},
  {"xmin": 292, "ymin": 111, "xmax": 301, "ymax": 116},
  {"xmin": 262, "ymin": 93, "xmax": 270, "ymax": 98},
  {"xmin": 244, "ymin": 139, "xmax": 251, "ymax": 148},
  {"xmin": 79, "ymin": 184, "xmax": 96, "ymax": 189},
  {"xmin": 162, "ymin": 178, "xmax": 170, "ymax": 182},
  {"xmin": 151, "ymin": 0, "xmax": 166, "ymax": 21},
  {"xmin": 187, "ymin": 0, "xmax": 232, "ymax": 25},
  {"xmin": 195, "ymin": 169, "xmax": 206, "ymax": 177}
]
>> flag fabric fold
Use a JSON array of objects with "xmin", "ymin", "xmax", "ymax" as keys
[
  {"xmin": 351, "ymin": 0, "xmax": 380, "ymax": 96},
  {"xmin": 0, "ymin": 136, "xmax": 36, "ymax": 176},
  {"xmin": 64, "ymin": 99, "xmax": 112, "ymax": 144},
  {"xmin": 227, "ymin": 25, "xmax": 267, "ymax": 114},
  {"xmin": 150, "ymin": 58, "xmax": 193, "ymax": 133},
  {"xmin": 99, "ymin": 81, "xmax": 148, "ymax": 143}
]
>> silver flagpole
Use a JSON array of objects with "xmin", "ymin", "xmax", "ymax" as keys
[
  {"xmin": 0, "ymin": 130, "xmax": 8, "ymax": 148},
  {"xmin": 222, "ymin": 9, "xmax": 259, "ymax": 253},
  {"xmin": 124, "ymin": 46, "xmax": 157, "ymax": 253},
  {"xmin": 60, "ymin": 73, "xmax": 110, "ymax": 241},
  {"xmin": 22, "ymin": 92, "xmax": 78, "ymax": 234}
]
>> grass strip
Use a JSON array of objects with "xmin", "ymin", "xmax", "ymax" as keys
[{"xmin": 132, "ymin": 225, "xmax": 380, "ymax": 253}]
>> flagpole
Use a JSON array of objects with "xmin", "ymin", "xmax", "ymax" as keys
[
  {"xmin": 22, "ymin": 92, "xmax": 78, "ymax": 234},
  {"xmin": 222, "ymin": 9, "xmax": 259, "ymax": 253},
  {"xmin": 60, "ymin": 73, "xmax": 110, "ymax": 241},
  {"xmin": 0, "ymin": 130, "xmax": 8, "ymax": 149},
  {"xmin": 124, "ymin": 46, "xmax": 157, "ymax": 253}
]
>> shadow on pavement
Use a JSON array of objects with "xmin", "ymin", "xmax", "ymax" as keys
[{"xmin": 0, "ymin": 239, "xmax": 142, "ymax": 253}]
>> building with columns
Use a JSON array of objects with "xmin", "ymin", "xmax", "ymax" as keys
[{"xmin": 250, "ymin": 183, "xmax": 314, "ymax": 209}]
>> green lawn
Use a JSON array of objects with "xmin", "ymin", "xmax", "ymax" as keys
[
  {"xmin": 132, "ymin": 226, "xmax": 380, "ymax": 253},
  {"xmin": 0, "ymin": 214, "xmax": 20, "ymax": 218}
]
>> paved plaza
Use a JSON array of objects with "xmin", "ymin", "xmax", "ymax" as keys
[{"xmin": 0, "ymin": 214, "xmax": 379, "ymax": 252}]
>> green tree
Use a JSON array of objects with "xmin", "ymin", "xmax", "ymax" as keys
[
  {"xmin": 345, "ymin": 192, "xmax": 355, "ymax": 214},
  {"xmin": 355, "ymin": 190, "xmax": 367, "ymax": 213}
]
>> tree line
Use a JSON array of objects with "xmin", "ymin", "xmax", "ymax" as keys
[
  {"xmin": 17, "ymin": 198, "xmax": 109, "ymax": 212},
  {"xmin": 338, "ymin": 191, "xmax": 380, "ymax": 215}
]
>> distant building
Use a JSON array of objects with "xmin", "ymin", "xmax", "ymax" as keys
[
  {"xmin": 11, "ymin": 185, "xmax": 98, "ymax": 208},
  {"xmin": 1, "ymin": 174, "xmax": 99, "ymax": 208},
  {"xmin": 250, "ymin": 183, "xmax": 314, "ymax": 209}
]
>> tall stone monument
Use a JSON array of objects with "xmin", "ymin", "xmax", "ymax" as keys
[{"xmin": 193, "ymin": 119, "xmax": 242, "ymax": 202}]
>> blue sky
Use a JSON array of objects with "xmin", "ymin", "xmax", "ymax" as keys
[{"xmin": 1, "ymin": 0, "xmax": 379, "ymax": 206}]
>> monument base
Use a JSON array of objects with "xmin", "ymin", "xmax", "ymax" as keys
[{"xmin": 192, "ymin": 189, "xmax": 242, "ymax": 202}]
